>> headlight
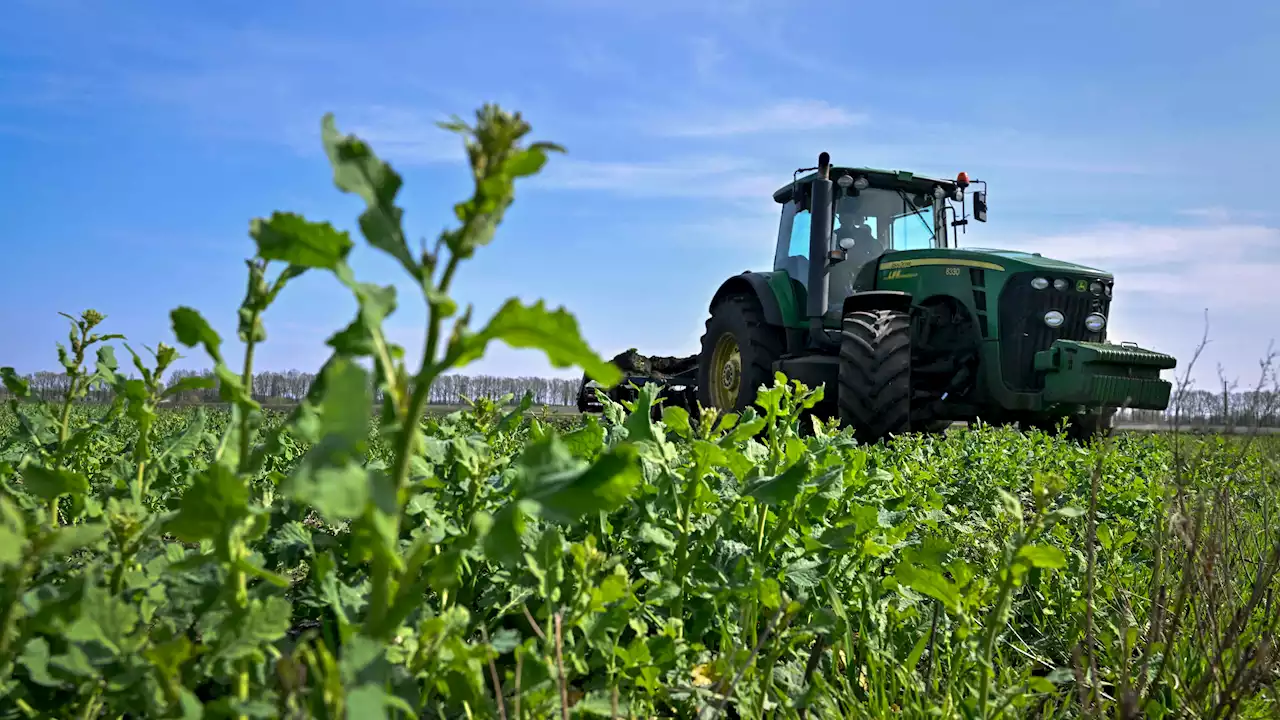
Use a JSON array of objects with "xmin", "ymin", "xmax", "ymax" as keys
[
  {"xmin": 1085, "ymin": 313, "xmax": 1106, "ymax": 333},
  {"xmin": 853, "ymin": 175, "xmax": 869, "ymax": 190},
  {"xmin": 1089, "ymin": 282, "xmax": 1103, "ymax": 295},
  {"xmin": 1031, "ymin": 277, "xmax": 1049, "ymax": 290},
  {"xmin": 1105, "ymin": 284, "xmax": 1112, "ymax": 297},
  {"xmin": 951, "ymin": 187, "xmax": 964, "ymax": 202},
  {"xmin": 1044, "ymin": 310, "xmax": 1065, "ymax": 328},
  {"xmin": 1053, "ymin": 278, "xmax": 1068, "ymax": 291}
]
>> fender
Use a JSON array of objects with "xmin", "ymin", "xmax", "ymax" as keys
[
  {"xmin": 709, "ymin": 272, "xmax": 785, "ymax": 326},
  {"xmin": 842, "ymin": 290, "xmax": 914, "ymax": 316}
]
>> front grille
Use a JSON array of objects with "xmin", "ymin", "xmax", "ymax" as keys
[{"xmin": 998, "ymin": 272, "xmax": 1111, "ymax": 392}]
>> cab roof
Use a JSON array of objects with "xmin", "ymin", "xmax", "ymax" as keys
[{"xmin": 771, "ymin": 166, "xmax": 960, "ymax": 204}]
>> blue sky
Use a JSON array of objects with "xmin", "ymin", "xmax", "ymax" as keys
[{"xmin": 2, "ymin": 0, "xmax": 1278, "ymax": 390}]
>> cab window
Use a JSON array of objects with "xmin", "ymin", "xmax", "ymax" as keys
[
  {"xmin": 788, "ymin": 208, "xmax": 811, "ymax": 258},
  {"xmin": 891, "ymin": 210, "xmax": 934, "ymax": 251}
]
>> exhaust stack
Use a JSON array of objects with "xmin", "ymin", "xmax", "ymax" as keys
[{"xmin": 807, "ymin": 152, "xmax": 835, "ymax": 348}]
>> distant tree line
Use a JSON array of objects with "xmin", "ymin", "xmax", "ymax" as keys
[
  {"xmin": 3, "ymin": 370, "xmax": 1277, "ymax": 427},
  {"xmin": 2, "ymin": 369, "xmax": 583, "ymax": 408}
]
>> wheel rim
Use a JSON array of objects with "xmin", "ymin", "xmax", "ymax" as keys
[{"xmin": 709, "ymin": 331, "xmax": 741, "ymax": 409}]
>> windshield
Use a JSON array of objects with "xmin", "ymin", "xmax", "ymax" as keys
[{"xmin": 834, "ymin": 188, "xmax": 938, "ymax": 252}]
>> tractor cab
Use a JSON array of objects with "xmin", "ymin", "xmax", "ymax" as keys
[{"xmin": 771, "ymin": 165, "xmax": 983, "ymax": 323}]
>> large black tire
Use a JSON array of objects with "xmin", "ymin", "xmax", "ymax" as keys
[
  {"xmin": 838, "ymin": 309, "xmax": 912, "ymax": 443},
  {"xmin": 697, "ymin": 294, "xmax": 785, "ymax": 413}
]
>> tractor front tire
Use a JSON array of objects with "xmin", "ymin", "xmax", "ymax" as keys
[
  {"xmin": 838, "ymin": 309, "xmax": 912, "ymax": 443},
  {"xmin": 697, "ymin": 294, "xmax": 785, "ymax": 413}
]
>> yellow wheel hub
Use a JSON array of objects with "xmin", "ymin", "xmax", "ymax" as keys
[{"xmin": 709, "ymin": 332, "xmax": 741, "ymax": 409}]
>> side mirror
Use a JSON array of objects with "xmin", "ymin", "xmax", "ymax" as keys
[{"xmin": 973, "ymin": 191, "xmax": 988, "ymax": 222}]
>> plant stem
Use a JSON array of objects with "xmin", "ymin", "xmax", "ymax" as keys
[
  {"xmin": 368, "ymin": 254, "xmax": 461, "ymax": 638},
  {"xmin": 51, "ymin": 364, "xmax": 84, "ymax": 527},
  {"xmin": 238, "ymin": 313, "xmax": 260, "ymax": 467},
  {"xmin": 977, "ymin": 530, "xmax": 1034, "ymax": 719}
]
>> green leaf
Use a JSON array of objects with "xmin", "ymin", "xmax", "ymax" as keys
[
  {"xmin": 251, "ymin": 211, "xmax": 353, "ymax": 270},
  {"xmin": 282, "ymin": 359, "xmax": 373, "ymax": 522},
  {"xmin": 450, "ymin": 298, "xmax": 623, "ymax": 386},
  {"xmin": 505, "ymin": 145, "xmax": 555, "ymax": 178},
  {"xmin": 758, "ymin": 577, "xmax": 782, "ymax": 610},
  {"xmin": 0, "ymin": 524, "xmax": 25, "ymax": 569},
  {"xmin": 638, "ymin": 523, "xmax": 677, "ymax": 551},
  {"xmin": 1028, "ymin": 677, "xmax": 1056, "ymax": 693},
  {"xmin": 905, "ymin": 628, "xmax": 931, "ymax": 672},
  {"xmin": 0, "ymin": 497, "xmax": 26, "ymax": 569},
  {"xmin": 170, "ymin": 307, "xmax": 224, "ymax": 364},
  {"xmin": 64, "ymin": 583, "xmax": 140, "ymax": 654},
  {"xmin": 320, "ymin": 115, "xmax": 417, "ymax": 277},
  {"xmin": 1051, "ymin": 505, "xmax": 1086, "ymax": 520},
  {"xmin": 22, "ymin": 464, "xmax": 91, "ymax": 502},
  {"xmin": 1, "ymin": 367, "xmax": 30, "ymax": 398},
  {"xmin": 521, "ymin": 440, "xmax": 642, "ymax": 525},
  {"xmin": 210, "ymin": 597, "xmax": 292, "ymax": 663},
  {"xmin": 168, "ymin": 462, "xmax": 249, "ymax": 543},
  {"xmin": 345, "ymin": 685, "xmax": 391, "ymax": 720},
  {"xmin": 157, "ymin": 407, "xmax": 208, "ymax": 463},
  {"xmin": 561, "ymin": 415, "xmax": 605, "ymax": 459},
  {"xmin": 319, "ymin": 358, "xmax": 372, "ymax": 446},
  {"xmin": 161, "ymin": 375, "xmax": 217, "ymax": 399},
  {"xmin": 490, "ymin": 628, "xmax": 521, "ymax": 654},
  {"xmin": 783, "ymin": 557, "xmax": 823, "ymax": 591},
  {"xmin": 895, "ymin": 563, "xmax": 961, "ymax": 613},
  {"xmin": 1017, "ymin": 544, "xmax": 1066, "ymax": 569},
  {"xmin": 661, "ymin": 405, "xmax": 692, "ymax": 439},
  {"xmin": 485, "ymin": 498, "xmax": 538, "ymax": 568},
  {"xmin": 44, "ymin": 522, "xmax": 108, "ymax": 556},
  {"xmin": 328, "ymin": 266, "xmax": 399, "ymax": 357},
  {"xmin": 288, "ymin": 463, "xmax": 370, "ymax": 523},
  {"xmin": 744, "ymin": 455, "xmax": 811, "ymax": 506},
  {"xmin": 622, "ymin": 383, "xmax": 661, "ymax": 443},
  {"xmin": 18, "ymin": 638, "xmax": 60, "ymax": 688}
]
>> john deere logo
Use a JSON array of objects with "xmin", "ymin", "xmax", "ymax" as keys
[{"xmin": 1075, "ymin": 279, "xmax": 1088, "ymax": 292}]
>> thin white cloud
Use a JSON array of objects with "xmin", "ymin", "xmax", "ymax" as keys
[
  {"xmin": 1007, "ymin": 222, "xmax": 1278, "ymax": 305},
  {"xmin": 532, "ymin": 155, "xmax": 781, "ymax": 198},
  {"xmin": 657, "ymin": 99, "xmax": 868, "ymax": 138},
  {"xmin": 1177, "ymin": 206, "xmax": 1271, "ymax": 224}
]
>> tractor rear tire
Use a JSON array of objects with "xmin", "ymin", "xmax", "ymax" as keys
[
  {"xmin": 697, "ymin": 294, "xmax": 785, "ymax": 413},
  {"xmin": 838, "ymin": 309, "xmax": 912, "ymax": 443}
]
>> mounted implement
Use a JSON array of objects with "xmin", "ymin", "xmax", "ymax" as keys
[{"xmin": 577, "ymin": 153, "xmax": 1177, "ymax": 442}]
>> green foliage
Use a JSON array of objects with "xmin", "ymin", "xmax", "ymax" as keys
[{"xmin": 1, "ymin": 104, "xmax": 1278, "ymax": 720}]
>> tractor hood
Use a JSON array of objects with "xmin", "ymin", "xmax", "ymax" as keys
[
  {"xmin": 879, "ymin": 248, "xmax": 1112, "ymax": 279},
  {"xmin": 957, "ymin": 248, "xmax": 1111, "ymax": 278}
]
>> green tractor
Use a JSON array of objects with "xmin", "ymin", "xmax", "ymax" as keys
[{"xmin": 579, "ymin": 153, "xmax": 1176, "ymax": 442}]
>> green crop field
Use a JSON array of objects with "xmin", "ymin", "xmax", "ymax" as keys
[{"xmin": 1, "ymin": 107, "xmax": 1277, "ymax": 719}]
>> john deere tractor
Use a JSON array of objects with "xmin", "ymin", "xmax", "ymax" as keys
[{"xmin": 579, "ymin": 152, "xmax": 1177, "ymax": 442}]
